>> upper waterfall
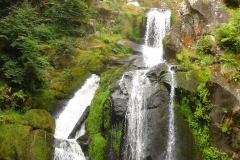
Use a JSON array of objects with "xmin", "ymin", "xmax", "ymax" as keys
[{"xmin": 143, "ymin": 9, "xmax": 171, "ymax": 67}]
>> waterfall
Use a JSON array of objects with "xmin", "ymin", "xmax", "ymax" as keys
[
  {"xmin": 166, "ymin": 66, "xmax": 176, "ymax": 160},
  {"xmin": 53, "ymin": 74, "xmax": 100, "ymax": 160},
  {"xmin": 122, "ymin": 8, "xmax": 173, "ymax": 160},
  {"xmin": 143, "ymin": 9, "xmax": 171, "ymax": 67},
  {"xmin": 122, "ymin": 70, "xmax": 150, "ymax": 160}
]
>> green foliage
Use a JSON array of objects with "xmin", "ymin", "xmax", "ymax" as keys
[
  {"xmin": 179, "ymin": 83, "xmax": 230, "ymax": 160},
  {"xmin": 0, "ymin": 85, "xmax": 30, "ymax": 112},
  {"xmin": 176, "ymin": 48, "xmax": 197, "ymax": 68},
  {"xmin": 109, "ymin": 43, "xmax": 133, "ymax": 57},
  {"xmin": 44, "ymin": 0, "xmax": 90, "ymax": 36},
  {"xmin": 196, "ymin": 36, "xmax": 214, "ymax": 55},
  {"xmin": 215, "ymin": 8, "xmax": 240, "ymax": 54},
  {"xmin": 0, "ymin": 3, "xmax": 49, "ymax": 92},
  {"xmin": 198, "ymin": 55, "xmax": 213, "ymax": 67},
  {"xmin": 219, "ymin": 53, "xmax": 240, "ymax": 81},
  {"xmin": 95, "ymin": 4, "xmax": 144, "ymax": 42}
]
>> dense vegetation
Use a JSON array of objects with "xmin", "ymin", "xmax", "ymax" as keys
[
  {"xmin": 0, "ymin": 0, "xmax": 140, "ymax": 112},
  {"xmin": 0, "ymin": 0, "xmax": 143, "ymax": 159},
  {"xmin": 176, "ymin": 7, "xmax": 240, "ymax": 160},
  {"xmin": 0, "ymin": 0, "xmax": 239, "ymax": 159}
]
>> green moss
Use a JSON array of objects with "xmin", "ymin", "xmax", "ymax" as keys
[
  {"xmin": 89, "ymin": 133, "xmax": 107, "ymax": 160},
  {"xmin": 24, "ymin": 109, "xmax": 55, "ymax": 133},
  {"xmin": 0, "ymin": 110, "xmax": 54, "ymax": 160},
  {"xmin": 28, "ymin": 130, "xmax": 54, "ymax": 160},
  {"xmin": 0, "ymin": 124, "xmax": 31, "ymax": 159},
  {"xmin": 111, "ymin": 122, "xmax": 123, "ymax": 157},
  {"xmin": 86, "ymin": 67, "xmax": 124, "ymax": 159}
]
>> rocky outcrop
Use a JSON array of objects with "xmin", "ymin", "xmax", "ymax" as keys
[
  {"xmin": 0, "ymin": 109, "xmax": 55, "ymax": 160},
  {"xmin": 164, "ymin": 0, "xmax": 230, "ymax": 53},
  {"xmin": 110, "ymin": 63, "xmax": 201, "ymax": 159},
  {"xmin": 208, "ymin": 72, "xmax": 240, "ymax": 157}
]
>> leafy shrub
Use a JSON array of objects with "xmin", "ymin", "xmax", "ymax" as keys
[
  {"xmin": 0, "ymin": 3, "xmax": 49, "ymax": 92},
  {"xmin": 44, "ymin": 0, "xmax": 90, "ymax": 36},
  {"xmin": 196, "ymin": 36, "xmax": 214, "ymax": 55},
  {"xmin": 219, "ymin": 53, "xmax": 240, "ymax": 81},
  {"xmin": 215, "ymin": 8, "xmax": 240, "ymax": 54},
  {"xmin": 0, "ymin": 85, "xmax": 30, "ymax": 112},
  {"xmin": 179, "ymin": 84, "xmax": 230, "ymax": 159},
  {"xmin": 109, "ymin": 43, "xmax": 132, "ymax": 56}
]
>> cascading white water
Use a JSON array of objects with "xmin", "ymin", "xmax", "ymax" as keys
[
  {"xmin": 54, "ymin": 74, "xmax": 100, "ymax": 160},
  {"xmin": 122, "ymin": 8, "xmax": 172, "ymax": 160},
  {"xmin": 166, "ymin": 66, "xmax": 176, "ymax": 160},
  {"xmin": 122, "ymin": 71, "xmax": 150, "ymax": 160},
  {"xmin": 143, "ymin": 9, "xmax": 171, "ymax": 67}
]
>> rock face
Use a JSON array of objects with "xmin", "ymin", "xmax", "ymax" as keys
[
  {"xmin": 165, "ymin": 0, "xmax": 230, "ymax": 53},
  {"xmin": 209, "ymin": 72, "xmax": 240, "ymax": 157},
  {"xmin": 0, "ymin": 109, "xmax": 55, "ymax": 160},
  {"xmin": 110, "ymin": 63, "xmax": 200, "ymax": 159}
]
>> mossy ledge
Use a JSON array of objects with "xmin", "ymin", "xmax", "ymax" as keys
[
  {"xmin": 86, "ymin": 67, "xmax": 124, "ymax": 160},
  {"xmin": 0, "ymin": 109, "xmax": 55, "ymax": 160}
]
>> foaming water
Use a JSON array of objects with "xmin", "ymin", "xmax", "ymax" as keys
[
  {"xmin": 54, "ymin": 74, "xmax": 100, "ymax": 160},
  {"xmin": 143, "ymin": 9, "xmax": 171, "ymax": 67},
  {"xmin": 166, "ymin": 66, "xmax": 176, "ymax": 160}
]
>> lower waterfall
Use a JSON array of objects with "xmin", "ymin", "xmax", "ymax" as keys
[
  {"xmin": 121, "ymin": 8, "xmax": 176, "ymax": 160},
  {"xmin": 53, "ymin": 74, "xmax": 100, "ymax": 160},
  {"xmin": 121, "ymin": 70, "xmax": 150, "ymax": 160}
]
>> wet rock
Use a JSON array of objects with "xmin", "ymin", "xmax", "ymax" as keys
[
  {"xmin": 145, "ymin": 63, "xmax": 168, "ymax": 82},
  {"xmin": 110, "ymin": 73, "xmax": 132, "ymax": 121},
  {"xmin": 145, "ymin": 107, "xmax": 169, "ymax": 159},
  {"xmin": 146, "ymin": 85, "xmax": 170, "ymax": 109},
  {"xmin": 209, "ymin": 83, "xmax": 239, "ymax": 153},
  {"xmin": 110, "ymin": 89, "xmax": 128, "ymax": 120},
  {"xmin": 85, "ymin": 19, "xmax": 96, "ymax": 34},
  {"xmin": 165, "ymin": 12, "xmax": 205, "ymax": 52}
]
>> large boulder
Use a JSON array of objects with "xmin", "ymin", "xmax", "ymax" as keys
[
  {"xmin": 209, "ymin": 72, "xmax": 240, "ymax": 156},
  {"xmin": 164, "ymin": 0, "xmax": 230, "ymax": 53},
  {"xmin": 25, "ymin": 109, "xmax": 55, "ymax": 133},
  {"xmin": 0, "ymin": 109, "xmax": 55, "ymax": 160}
]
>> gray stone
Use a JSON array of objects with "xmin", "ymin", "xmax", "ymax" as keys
[
  {"xmin": 145, "ymin": 63, "xmax": 169, "ymax": 82},
  {"xmin": 111, "ymin": 89, "xmax": 128, "ymax": 118},
  {"xmin": 164, "ymin": 0, "xmax": 230, "ymax": 54}
]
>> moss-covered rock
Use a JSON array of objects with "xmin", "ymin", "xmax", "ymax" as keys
[
  {"xmin": 0, "ymin": 110, "xmax": 55, "ymax": 160},
  {"xmin": 25, "ymin": 109, "xmax": 55, "ymax": 133}
]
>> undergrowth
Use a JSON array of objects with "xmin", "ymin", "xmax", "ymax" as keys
[{"xmin": 178, "ymin": 83, "xmax": 230, "ymax": 160}]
